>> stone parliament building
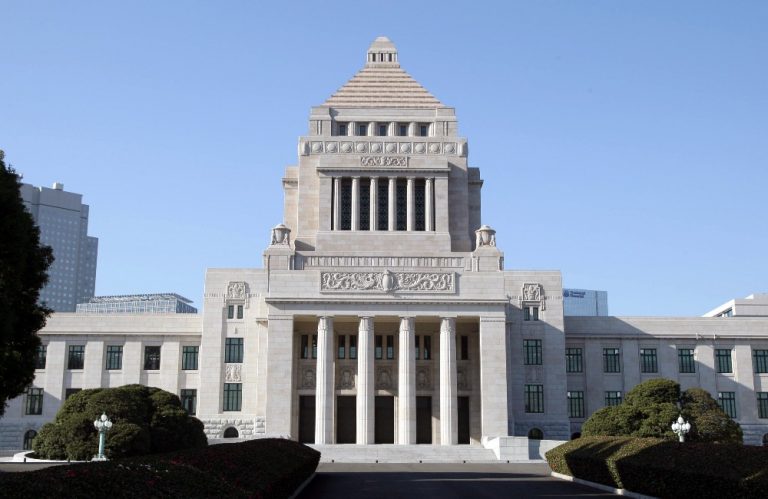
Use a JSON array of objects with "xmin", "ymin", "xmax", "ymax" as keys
[{"xmin": 3, "ymin": 37, "xmax": 768, "ymax": 454}]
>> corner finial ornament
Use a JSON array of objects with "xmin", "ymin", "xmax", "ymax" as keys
[
  {"xmin": 270, "ymin": 224, "xmax": 291, "ymax": 246},
  {"xmin": 475, "ymin": 224, "xmax": 496, "ymax": 249}
]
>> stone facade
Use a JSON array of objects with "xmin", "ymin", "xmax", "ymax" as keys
[{"xmin": 2, "ymin": 37, "xmax": 767, "ymax": 451}]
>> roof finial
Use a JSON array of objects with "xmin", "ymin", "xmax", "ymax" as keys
[{"xmin": 366, "ymin": 36, "xmax": 399, "ymax": 67}]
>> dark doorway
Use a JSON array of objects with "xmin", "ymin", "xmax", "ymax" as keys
[
  {"xmin": 458, "ymin": 396, "xmax": 470, "ymax": 444},
  {"xmin": 375, "ymin": 396, "xmax": 395, "ymax": 444},
  {"xmin": 299, "ymin": 395, "xmax": 316, "ymax": 443},
  {"xmin": 336, "ymin": 396, "xmax": 356, "ymax": 443},
  {"xmin": 416, "ymin": 396, "xmax": 432, "ymax": 444}
]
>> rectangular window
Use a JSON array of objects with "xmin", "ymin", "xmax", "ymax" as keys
[
  {"xmin": 378, "ymin": 123, "xmax": 388, "ymax": 136},
  {"xmin": 640, "ymin": 348, "xmax": 658, "ymax": 373},
  {"xmin": 567, "ymin": 391, "xmax": 585, "ymax": 418},
  {"xmin": 223, "ymin": 383, "xmax": 242, "ymax": 412},
  {"xmin": 65, "ymin": 388, "xmax": 81, "ymax": 400},
  {"xmin": 423, "ymin": 335, "xmax": 431, "ymax": 360},
  {"xmin": 419, "ymin": 123, "xmax": 429, "ymax": 136},
  {"xmin": 236, "ymin": 305, "xmax": 243, "ymax": 319},
  {"xmin": 754, "ymin": 350, "xmax": 768, "ymax": 374},
  {"xmin": 605, "ymin": 391, "xmax": 623, "ymax": 407},
  {"xmin": 716, "ymin": 349, "xmax": 732, "ymax": 374},
  {"xmin": 338, "ymin": 122, "xmax": 348, "ymax": 136},
  {"xmin": 386, "ymin": 335, "xmax": 395, "ymax": 360},
  {"xmin": 524, "ymin": 384, "xmax": 544, "ymax": 413},
  {"xmin": 603, "ymin": 348, "xmax": 621, "ymax": 373},
  {"xmin": 182, "ymin": 346, "xmax": 199, "ymax": 370},
  {"xmin": 349, "ymin": 335, "xmax": 357, "ymax": 360},
  {"xmin": 144, "ymin": 346, "xmax": 161, "ymax": 370},
  {"xmin": 300, "ymin": 335, "xmax": 309, "ymax": 359},
  {"xmin": 524, "ymin": 339, "xmax": 543, "ymax": 365},
  {"xmin": 523, "ymin": 307, "xmax": 530, "ymax": 321},
  {"xmin": 532, "ymin": 307, "xmax": 539, "ymax": 321},
  {"xmin": 566, "ymin": 348, "xmax": 583, "ymax": 373},
  {"xmin": 338, "ymin": 335, "xmax": 346, "ymax": 359},
  {"xmin": 460, "ymin": 335, "xmax": 469, "ymax": 360},
  {"xmin": 678, "ymin": 348, "xmax": 696, "ymax": 373},
  {"xmin": 227, "ymin": 305, "xmax": 234, "ymax": 319},
  {"xmin": 398, "ymin": 123, "xmax": 408, "ymax": 136},
  {"xmin": 758, "ymin": 393, "xmax": 768, "ymax": 419},
  {"xmin": 415, "ymin": 335, "xmax": 420, "ymax": 360},
  {"xmin": 35, "ymin": 344, "xmax": 47, "ymax": 370},
  {"xmin": 68, "ymin": 345, "xmax": 85, "ymax": 370},
  {"xmin": 225, "ymin": 338, "xmax": 244, "ymax": 363},
  {"xmin": 181, "ymin": 389, "xmax": 197, "ymax": 415},
  {"xmin": 718, "ymin": 392, "xmax": 737, "ymax": 418},
  {"xmin": 312, "ymin": 334, "xmax": 317, "ymax": 359},
  {"xmin": 375, "ymin": 335, "xmax": 383, "ymax": 360},
  {"xmin": 358, "ymin": 123, "xmax": 368, "ymax": 136},
  {"xmin": 105, "ymin": 345, "xmax": 123, "ymax": 370},
  {"xmin": 26, "ymin": 388, "xmax": 43, "ymax": 415}
]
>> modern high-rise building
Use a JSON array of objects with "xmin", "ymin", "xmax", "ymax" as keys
[
  {"xmin": 75, "ymin": 293, "xmax": 198, "ymax": 314},
  {"xmin": 20, "ymin": 182, "xmax": 98, "ymax": 312},
  {"xmin": 563, "ymin": 289, "xmax": 609, "ymax": 316}
]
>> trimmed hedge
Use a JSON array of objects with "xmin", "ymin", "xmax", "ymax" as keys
[
  {"xmin": 1, "ymin": 438, "xmax": 320, "ymax": 499},
  {"xmin": 546, "ymin": 436, "xmax": 768, "ymax": 498}
]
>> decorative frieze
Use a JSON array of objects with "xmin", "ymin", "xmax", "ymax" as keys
[
  {"xmin": 300, "ymin": 367, "xmax": 315, "ymax": 389},
  {"xmin": 338, "ymin": 367, "xmax": 355, "ymax": 389},
  {"xmin": 376, "ymin": 367, "xmax": 393, "ymax": 389},
  {"xmin": 360, "ymin": 156, "xmax": 408, "ymax": 167},
  {"xmin": 320, "ymin": 270, "xmax": 455, "ymax": 293},
  {"xmin": 299, "ymin": 255, "xmax": 464, "ymax": 269},
  {"xmin": 416, "ymin": 368, "xmax": 431, "ymax": 390},
  {"xmin": 304, "ymin": 140, "xmax": 464, "ymax": 157},
  {"xmin": 225, "ymin": 363, "xmax": 242, "ymax": 383}
]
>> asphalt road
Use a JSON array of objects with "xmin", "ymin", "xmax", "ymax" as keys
[{"xmin": 297, "ymin": 463, "xmax": 616, "ymax": 498}]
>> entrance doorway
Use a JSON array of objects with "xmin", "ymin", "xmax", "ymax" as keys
[
  {"xmin": 375, "ymin": 396, "xmax": 395, "ymax": 443},
  {"xmin": 458, "ymin": 396, "xmax": 470, "ymax": 444},
  {"xmin": 416, "ymin": 396, "xmax": 432, "ymax": 444},
  {"xmin": 336, "ymin": 396, "xmax": 356, "ymax": 443},
  {"xmin": 298, "ymin": 395, "xmax": 315, "ymax": 443}
]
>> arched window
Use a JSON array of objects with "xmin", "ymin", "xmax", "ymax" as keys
[
  {"xmin": 571, "ymin": 432, "xmax": 581, "ymax": 440},
  {"xmin": 23, "ymin": 430, "xmax": 37, "ymax": 451},
  {"xmin": 763, "ymin": 434, "xmax": 768, "ymax": 447},
  {"xmin": 223, "ymin": 427, "xmax": 239, "ymax": 438},
  {"xmin": 528, "ymin": 428, "xmax": 544, "ymax": 440}
]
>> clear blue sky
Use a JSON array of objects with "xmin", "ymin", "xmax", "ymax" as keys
[{"xmin": 2, "ymin": 1, "xmax": 766, "ymax": 316}]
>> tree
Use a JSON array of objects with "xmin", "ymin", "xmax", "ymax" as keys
[
  {"xmin": 0, "ymin": 149, "xmax": 54, "ymax": 417},
  {"xmin": 581, "ymin": 378, "xmax": 742, "ymax": 443}
]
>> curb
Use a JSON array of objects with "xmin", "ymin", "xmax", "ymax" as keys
[
  {"xmin": 550, "ymin": 471, "xmax": 657, "ymax": 499},
  {"xmin": 289, "ymin": 472, "xmax": 316, "ymax": 499}
]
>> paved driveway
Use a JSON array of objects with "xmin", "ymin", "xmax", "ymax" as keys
[{"xmin": 297, "ymin": 463, "xmax": 616, "ymax": 498}]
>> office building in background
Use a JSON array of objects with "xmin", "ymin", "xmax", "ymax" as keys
[{"xmin": 563, "ymin": 288, "xmax": 609, "ymax": 316}]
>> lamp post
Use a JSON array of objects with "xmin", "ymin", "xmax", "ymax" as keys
[
  {"xmin": 93, "ymin": 413, "xmax": 113, "ymax": 461},
  {"xmin": 671, "ymin": 414, "xmax": 691, "ymax": 442}
]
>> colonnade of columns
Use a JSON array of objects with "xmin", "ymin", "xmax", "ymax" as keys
[
  {"xmin": 314, "ymin": 316, "xmax": 457, "ymax": 445},
  {"xmin": 332, "ymin": 176, "xmax": 434, "ymax": 232}
]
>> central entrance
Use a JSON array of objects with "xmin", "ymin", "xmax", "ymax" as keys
[
  {"xmin": 458, "ymin": 396, "xmax": 470, "ymax": 444},
  {"xmin": 298, "ymin": 395, "xmax": 315, "ymax": 443},
  {"xmin": 374, "ymin": 395, "xmax": 395, "ymax": 443},
  {"xmin": 336, "ymin": 396, "xmax": 356, "ymax": 443},
  {"xmin": 416, "ymin": 396, "xmax": 432, "ymax": 444}
]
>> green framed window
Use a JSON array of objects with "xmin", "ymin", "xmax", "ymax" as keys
[
  {"xmin": 225, "ymin": 338, "xmax": 244, "ymax": 363},
  {"xmin": 715, "ymin": 349, "xmax": 732, "ymax": 374},
  {"xmin": 567, "ymin": 391, "xmax": 584, "ymax": 418},
  {"xmin": 718, "ymin": 392, "xmax": 736, "ymax": 418},
  {"xmin": 524, "ymin": 339, "xmax": 542, "ymax": 365},
  {"xmin": 144, "ymin": 346, "xmax": 161, "ymax": 370},
  {"xmin": 181, "ymin": 389, "xmax": 197, "ymax": 415},
  {"xmin": 678, "ymin": 348, "xmax": 696, "ymax": 373},
  {"xmin": 35, "ymin": 344, "xmax": 47, "ymax": 370},
  {"xmin": 182, "ymin": 346, "xmax": 199, "ymax": 370},
  {"xmin": 68, "ymin": 345, "xmax": 85, "ymax": 370},
  {"xmin": 640, "ymin": 348, "xmax": 658, "ymax": 373},
  {"xmin": 757, "ymin": 393, "xmax": 768, "ymax": 419},
  {"xmin": 566, "ymin": 348, "xmax": 583, "ymax": 373},
  {"xmin": 525, "ymin": 384, "xmax": 544, "ymax": 413},
  {"xmin": 753, "ymin": 350, "xmax": 768, "ymax": 374},
  {"xmin": 223, "ymin": 383, "xmax": 242, "ymax": 412},
  {"xmin": 603, "ymin": 348, "xmax": 620, "ymax": 373},
  {"xmin": 25, "ymin": 387, "xmax": 43, "ymax": 415},
  {"xmin": 605, "ymin": 391, "xmax": 622, "ymax": 407},
  {"xmin": 105, "ymin": 345, "xmax": 123, "ymax": 370}
]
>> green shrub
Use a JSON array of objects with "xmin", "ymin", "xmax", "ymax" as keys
[
  {"xmin": 546, "ymin": 436, "xmax": 768, "ymax": 498},
  {"xmin": 682, "ymin": 388, "xmax": 743, "ymax": 442},
  {"xmin": 33, "ymin": 384, "xmax": 206, "ymax": 460},
  {"xmin": 624, "ymin": 378, "xmax": 679, "ymax": 406}
]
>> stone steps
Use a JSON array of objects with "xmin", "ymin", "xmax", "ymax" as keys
[{"xmin": 309, "ymin": 444, "xmax": 499, "ymax": 463}]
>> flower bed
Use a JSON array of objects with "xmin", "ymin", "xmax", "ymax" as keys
[{"xmin": 0, "ymin": 438, "xmax": 320, "ymax": 499}]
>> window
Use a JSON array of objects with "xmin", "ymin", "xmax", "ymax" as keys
[
  {"xmin": 105, "ymin": 345, "xmax": 123, "ymax": 370},
  {"xmin": 415, "ymin": 335, "xmax": 420, "ymax": 359},
  {"xmin": 525, "ymin": 384, "xmax": 544, "ymax": 413},
  {"xmin": 227, "ymin": 305, "xmax": 234, "ymax": 319},
  {"xmin": 65, "ymin": 388, "xmax": 81, "ymax": 400},
  {"xmin": 35, "ymin": 344, "xmax": 47, "ymax": 369},
  {"xmin": 225, "ymin": 338, "xmax": 244, "ymax": 363},
  {"xmin": 605, "ymin": 391, "xmax": 622, "ymax": 407},
  {"xmin": 23, "ymin": 430, "xmax": 37, "ymax": 451},
  {"xmin": 386, "ymin": 335, "xmax": 395, "ymax": 360},
  {"xmin": 358, "ymin": 124, "xmax": 368, "ymax": 136},
  {"xmin": 181, "ymin": 389, "xmax": 197, "ymax": 415},
  {"xmin": 418, "ymin": 123, "xmax": 429, "ymax": 137},
  {"xmin": 566, "ymin": 348, "xmax": 583, "ymax": 373},
  {"xmin": 349, "ymin": 335, "xmax": 357, "ymax": 360},
  {"xmin": 758, "ymin": 393, "xmax": 768, "ymax": 419},
  {"xmin": 223, "ymin": 383, "xmax": 242, "ymax": 411},
  {"xmin": 375, "ymin": 335, "xmax": 383, "ymax": 360},
  {"xmin": 422, "ymin": 336, "xmax": 431, "ymax": 360},
  {"xmin": 460, "ymin": 335, "xmax": 469, "ymax": 360},
  {"xmin": 338, "ymin": 335, "xmax": 346, "ymax": 359},
  {"xmin": 398, "ymin": 123, "xmax": 408, "ymax": 136},
  {"xmin": 603, "ymin": 348, "xmax": 621, "ymax": 373},
  {"xmin": 68, "ymin": 345, "xmax": 85, "ymax": 370},
  {"xmin": 716, "ymin": 349, "xmax": 732, "ymax": 374},
  {"xmin": 237, "ymin": 305, "xmax": 243, "ymax": 319},
  {"xmin": 718, "ymin": 392, "xmax": 737, "ymax": 418},
  {"xmin": 754, "ymin": 350, "xmax": 768, "ymax": 374},
  {"xmin": 378, "ymin": 123, "xmax": 388, "ymax": 136},
  {"xmin": 223, "ymin": 427, "xmax": 239, "ymax": 438},
  {"xmin": 523, "ymin": 307, "xmax": 539, "ymax": 321},
  {"xmin": 337, "ymin": 122, "xmax": 348, "ymax": 136},
  {"xmin": 182, "ymin": 346, "xmax": 199, "ymax": 370},
  {"xmin": 640, "ymin": 348, "xmax": 658, "ymax": 373},
  {"xmin": 678, "ymin": 348, "xmax": 696, "ymax": 373},
  {"xmin": 524, "ymin": 339, "xmax": 543, "ymax": 365},
  {"xmin": 144, "ymin": 346, "xmax": 161, "ymax": 370},
  {"xmin": 568, "ymin": 391, "xmax": 585, "ymax": 418},
  {"xmin": 25, "ymin": 387, "xmax": 43, "ymax": 415},
  {"xmin": 300, "ymin": 335, "xmax": 309, "ymax": 359},
  {"xmin": 528, "ymin": 428, "xmax": 544, "ymax": 440}
]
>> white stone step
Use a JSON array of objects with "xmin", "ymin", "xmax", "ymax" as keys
[{"xmin": 309, "ymin": 444, "xmax": 500, "ymax": 463}]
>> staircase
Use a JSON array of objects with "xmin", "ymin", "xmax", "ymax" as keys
[{"xmin": 309, "ymin": 444, "xmax": 499, "ymax": 463}]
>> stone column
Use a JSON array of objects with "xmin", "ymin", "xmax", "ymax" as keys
[
  {"xmin": 351, "ymin": 176, "xmax": 360, "ymax": 231},
  {"xmin": 315, "ymin": 316, "xmax": 335, "ymax": 444},
  {"xmin": 264, "ymin": 315, "xmax": 294, "ymax": 436},
  {"xmin": 370, "ymin": 177, "xmax": 378, "ymax": 231},
  {"xmin": 440, "ymin": 317, "xmax": 458, "ymax": 445},
  {"xmin": 425, "ymin": 177, "xmax": 434, "ymax": 232},
  {"xmin": 479, "ymin": 317, "xmax": 508, "ymax": 438},
  {"xmin": 333, "ymin": 177, "xmax": 341, "ymax": 231},
  {"xmin": 368, "ymin": 121, "xmax": 376, "ymax": 136},
  {"xmin": 357, "ymin": 316, "xmax": 375, "ymax": 444},
  {"xmin": 397, "ymin": 316, "xmax": 416, "ymax": 444},
  {"xmin": 388, "ymin": 177, "xmax": 397, "ymax": 231},
  {"xmin": 406, "ymin": 177, "xmax": 415, "ymax": 231}
]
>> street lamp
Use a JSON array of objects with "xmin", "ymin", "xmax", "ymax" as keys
[
  {"xmin": 93, "ymin": 413, "xmax": 113, "ymax": 461},
  {"xmin": 671, "ymin": 414, "xmax": 691, "ymax": 442}
]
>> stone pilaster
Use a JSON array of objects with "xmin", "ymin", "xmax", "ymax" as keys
[
  {"xmin": 357, "ymin": 316, "xmax": 375, "ymax": 444},
  {"xmin": 440, "ymin": 317, "xmax": 458, "ymax": 445},
  {"xmin": 406, "ymin": 177, "xmax": 415, "ymax": 231},
  {"xmin": 369, "ymin": 177, "xmax": 378, "ymax": 231},
  {"xmin": 388, "ymin": 177, "xmax": 397, "ymax": 231},
  {"xmin": 397, "ymin": 316, "xmax": 416, "ymax": 444},
  {"xmin": 333, "ymin": 177, "xmax": 341, "ymax": 231},
  {"xmin": 479, "ymin": 316, "xmax": 508, "ymax": 437},
  {"xmin": 425, "ymin": 177, "xmax": 434, "ymax": 232},
  {"xmin": 315, "ymin": 316, "xmax": 335, "ymax": 443},
  {"xmin": 351, "ymin": 176, "xmax": 360, "ymax": 231}
]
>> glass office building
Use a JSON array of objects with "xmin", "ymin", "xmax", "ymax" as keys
[
  {"xmin": 563, "ymin": 288, "xmax": 609, "ymax": 316},
  {"xmin": 76, "ymin": 293, "xmax": 198, "ymax": 314}
]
